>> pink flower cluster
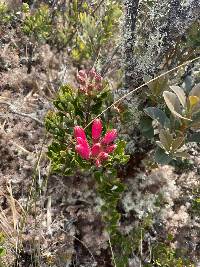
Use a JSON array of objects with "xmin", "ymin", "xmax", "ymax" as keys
[
  {"xmin": 76, "ymin": 68, "xmax": 103, "ymax": 94},
  {"xmin": 74, "ymin": 119, "xmax": 117, "ymax": 167}
]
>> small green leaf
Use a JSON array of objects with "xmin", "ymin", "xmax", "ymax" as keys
[
  {"xmin": 154, "ymin": 147, "xmax": 172, "ymax": 165},
  {"xmin": 159, "ymin": 129, "xmax": 173, "ymax": 151},
  {"xmin": 147, "ymin": 76, "xmax": 169, "ymax": 96},
  {"xmin": 0, "ymin": 247, "xmax": 6, "ymax": 257},
  {"xmin": 144, "ymin": 107, "xmax": 170, "ymax": 127},
  {"xmin": 156, "ymin": 141, "xmax": 165, "ymax": 150},
  {"xmin": 140, "ymin": 117, "xmax": 154, "ymax": 138},
  {"xmin": 171, "ymin": 137, "xmax": 185, "ymax": 151},
  {"xmin": 173, "ymin": 151, "xmax": 190, "ymax": 159}
]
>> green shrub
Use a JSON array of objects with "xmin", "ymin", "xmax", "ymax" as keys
[
  {"xmin": 0, "ymin": 3, "xmax": 12, "ymax": 24},
  {"xmin": 22, "ymin": 4, "xmax": 52, "ymax": 41}
]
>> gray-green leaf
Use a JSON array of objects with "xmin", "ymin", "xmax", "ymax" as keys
[
  {"xmin": 155, "ymin": 147, "xmax": 172, "ymax": 165},
  {"xmin": 159, "ymin": 129, "xmax": 173, "ymax": 151},
  {"xmin": 190, "ymin": 83, "xmax": 200, "ymax": 98},
  {"xmin": 170, "ymin": 85, "xmax": 186, "ymax": 107},
  {"xmin": 163, "ymin": 91, "xmax": 191, "ymax": 121},
  {"xmin": 144, "ymin": 107, "xmax": 170, "ymax": 127}
]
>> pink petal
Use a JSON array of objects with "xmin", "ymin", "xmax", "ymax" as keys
[
  {"xmin": 105, "ymin": 144, "xmax": 116, "ymax": 154},
  {"xmin": 75, "ymin": 144, "xmax": 90, "ymax": 160},
  {"xmin": 92, "ymin": 119, "xmax": 102, "ymax": 140},
  {"xmin": 74, "ymin": 126, "xmax": 86, "ymax": 140},
  {"xmin": 102, "ymin": 129, "xmax": 117, "ymax": 145},
  {"xmin": 95, "ymin": 159, "xmax": 101, "ymax": 167},
  {"xmin": 77, "ymin": 137, "xmax": 90, "ymax": 148},
  {"xmin": 98, "ymin": 152, "xmax": 109, "ymax": 161},
  {"xmin": 91, "ymin": 143, "xmax": 101, "ymax": 157}
]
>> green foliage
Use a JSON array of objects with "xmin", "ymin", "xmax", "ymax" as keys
[
  {"xmin": 185, "ymin": 21, "xmax": 200, "ymax": 49},
  {"xmin": 21, "ymin": 3, "xmax": 30, "ymax": 14},
  {"xmin": 22, "ymin": 4, "xmax": 52, "ymax": 41},
  {"xmin": 190, "ymin": 186, "xmax": 200, "ymax": 217},
  {"xmin": 71, "ymin": 0, "xmax": 122, "ymax": 62},
  {"xmin": 143, "ymin": 83, "xmax": 200, "ymax": 164},
  {"xmin": 140, "ymin": 116, "xmax": 154, "ymax": 138},
  {"xmin": 0, "ymin": 233, "xmax": 6, "ymax": 258},
  {"xmin": 146, "ymin": 75, "xmax": 169, "ymax": 101},
  {"xmin": 145, "ymin": 242, "xmax": 194, "ymax": 267},
  {"xmin": 0, "ymin": 3, "xmax": 12, "ymax": 24},
  {"xmin": 1, "ymin": 0, "xmax": 122, "ymax": 70},
  {"xmin": 49, "ymin": 0, "xmax": 81, "ymax": 49}
]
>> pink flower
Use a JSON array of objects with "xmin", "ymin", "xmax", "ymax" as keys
[
  {"xmin": 91, "ymin": 143, "xmax": 101, "ymax": 157},
  {"xmin": 92, "ymin": 119, "xmax": 102, "ymax": 140},
  {"xmin": 76, "ymin": 70, "xmax": 87, "ymax": 85},
  {"xmin": 105, "ymin": 144, "xmax": 116, "ymax": 154},
  {"xmin": 102, "ymin": 129, "xmax": 117, "ymax": 145},
  {"xmin": 75, "ymin": 144, "xmax": 91, "ymax": 160},
  {"xmin": 73, "ymin": 121, "xmax": 118, "ymax": 167},
  {"xmin": 76, "ymin": 68, "xmax": 103, "ymax": 95},
  {"xmin": 99, "ymin": 152, "xmax": 109, "ymax": 161},
  {"xmin": 74, "ymin": 126, "xmax": 86, "ymax": 140}
]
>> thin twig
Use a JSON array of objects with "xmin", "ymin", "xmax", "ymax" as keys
[
  {"xmin": 84, "ymin": 55, "xmax": 200, "ymax": 130},
  {"xmin": 72, "ymin": 235, "xmax": 96, "ymax": 263},
  {"xmin": 0, "ymin": 101, "xmax": 43, "ymax": 126},
  {"xmin": 61, "ymin": 228, "xmax": 96, "ymax": 263},
  {"xmin": 108, "ymin": 235, "xmax": 117, "ymax": 267}
]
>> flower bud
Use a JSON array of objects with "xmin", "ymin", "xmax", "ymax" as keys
[
  {"xmin": 75, "ymin": 144, "xmax": 90, "ymax": 160},
  {"xmin": 87, "ymin": 83, "xmax": 94, "ymax": 91},
  {"xmin": 77, "ymin": 75, "xmax": 86, "ymax": 85},
  {"xmin": 102, "ymin": 129, "xmax": 117, "ymax": 145},
  {"xmin": 74, "ymin": 126, "xmax": 86, "ymax": 140},
  {"xmin": 88, "ymin": 68, "xmax": 96, "ymax": 79},
  {"xmin": 77, "ymin": 137, "xmax": 90, "ymax": 148},
  {"xmin": 91, "ymin": 143, "xmax": 101, "ymax": 157},
  {"xmin": 92, "ymin": 119, "xmax": 103, "ymax": 140},
  {"xmin": 78, "ymin": 70, "xmax": 87, "ymax": 79},
  {"xmin": 95, "ymin": 159, "xmax": 101, "ymax": 167},
  {"xmin": 96, "ymin": 84, "xmax": 103, "ymax": 91},
  {"xmin": 98, "ymin": 152, "xmax": 109, "ymax": 161},
  {"xmin": 105, "ymin": 144, "xmax": 116, "ymax": 154},
  {"xmin": 95, "ymin": 74, "xmax": 102, "ymax": 83}
]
